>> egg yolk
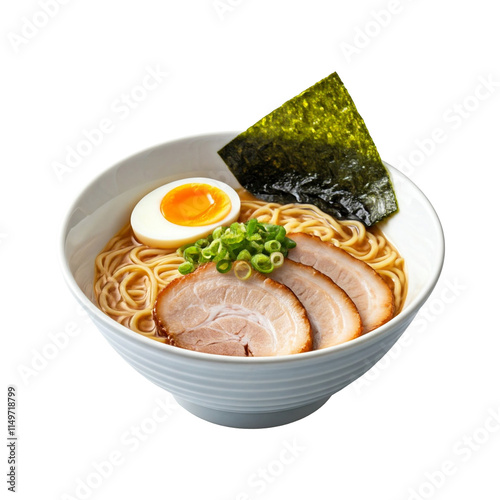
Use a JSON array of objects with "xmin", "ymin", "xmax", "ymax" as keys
[{"xmin": 160, "ymin": 183, "xmax": 232, "ymax": 227}]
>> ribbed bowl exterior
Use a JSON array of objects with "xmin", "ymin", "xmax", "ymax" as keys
[{"xmin": 91, "ymin": 310, "xmax": 416, "ymax": 413}]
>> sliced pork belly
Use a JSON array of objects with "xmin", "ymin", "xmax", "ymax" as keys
[
  {"xmin": 287, "ymin": 233, "xmax": 394, "ymax": 333},
  {"xmin": 271, "ymin": 260, "xmax": 362, "ymax": 349},
  {"xmin": 154, "ymin": 262, "xmax": 312, "ymax": 356}
]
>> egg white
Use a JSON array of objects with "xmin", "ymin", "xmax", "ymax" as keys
[{"xmin": 130, "ymin": 177, "xmax": 241, "ymax": 249}]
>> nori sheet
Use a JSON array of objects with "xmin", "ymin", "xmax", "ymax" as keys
[{"xmin": 217, "ymin": 72, "xmax": 397, "ymax": 226}]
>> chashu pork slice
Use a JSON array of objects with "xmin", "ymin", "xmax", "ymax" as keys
[
  {"xmin": 271, "ymin": 260, "xmax": 362, "ymax": 349},
  {"xmin": 287, "ymin": 233, "xmax": 394, "ymax": 334},
  {"xmin": 154, "ymin": 262, "xmax": 312, "ymax": 357}
]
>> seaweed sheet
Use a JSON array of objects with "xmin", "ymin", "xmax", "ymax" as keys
[{"xmin": 218, "ymin": 72, "xmax": 397, "ymax": 226}]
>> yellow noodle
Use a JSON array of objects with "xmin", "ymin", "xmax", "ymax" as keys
[{"xmin": 94, "ymin": 198, "xmax": 407, "ymax": 341}]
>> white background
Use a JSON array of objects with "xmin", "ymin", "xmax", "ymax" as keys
[{"xmin": 2, "ymin": 1, "xmax": 499, "ymax": 499}]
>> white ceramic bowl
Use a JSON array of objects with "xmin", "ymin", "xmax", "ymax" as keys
[{"xmin": 61, "ymin": 132, "xmax": 445, "ymax": 428}]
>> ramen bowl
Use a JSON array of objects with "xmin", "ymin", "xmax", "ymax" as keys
[{"xmin": 61, "ymin": 132, "xmax": 445, "ymax": 428}]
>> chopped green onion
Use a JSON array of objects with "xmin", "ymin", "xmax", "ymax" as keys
[
  {"xmin": 249, "ymin": 241, "xmax": 264, "ymax": 253},
  {"xmin": 176, "ymin": 218, "xmax": 297, "ymax": 275},
  {"xmin": 270, "ymin": 251, "xmax": 284, "ymax": 268},
  {"xmin": 216, "ymin": 259, "xmax": 232, "ymax": 273},
  {"xmin": 195, "ymin": 238, "xmax": 210, "ymax": 248},
  {"xmin": 178, "ymin": 262, "xmax": 195, "ymax": 275},
  {"xmin": 230, "ymin": 222, "xmax": 245, "ymax": 232},
  {"xmin": 201, "ymin": 247, "xmax": 214, "ymax": 260},
  {"xmin": 212, "ymin": 226, "xmax": 225, "ymax": 240},
  {"xmin": 221, "ymin": 230, "xmax": 245, "ymax": 245},
  {"xmin": 247, "ymin": 233, "xmax": 262, "ymax": 242},
  {"xmin": 198, "ymin": 253, "xmax": 211, "ymax": 264},
  {"xmin": 176, "ymin": 243, "xmax": 191, "ymax": 257},
  {"xmin": 207, "ymin": 239, "xmax": 222, "ymax": 255},
  {"xmin": 234, "ymin": 261, "xmax": 252, "ymax": 280},
  {"xmin": 251, "ymin": 253, "xmax": 273, "ymax": 273},
  {"xmin": 213, "ymin": 247, "xmax": 229, "ymax": 263},
  {"xmin": 183, "ymin": 246, "xmax": 201, "ymax": 263},
  {"xmin": 236, "ymin": 249, "xmax": 252, "ymax": 261},
  {"xmin": 246, "ymin": 218, "xmax": 258, "ymax": 236},
  {"xmin": 274, "ymin": 226, "xmax": 286, "ymax": 242},
  {"xmin": 264, "ymin": 239, "xmax": 281, "ymax": 253}
]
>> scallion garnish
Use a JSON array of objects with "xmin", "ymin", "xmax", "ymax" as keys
[
  {"xmin": 270, "ymin": 251, "xmax": 284, "ymax": 268},
  {"xmin": 234, "ymin": 261, "xmax": 252, "ymax": 280},
  {"xmin": 216, "ymin": 259, "xmax": 232, "ymax": 273},
  {"xmin": 178, "ymin": 261, "xmax": 195, "ymax": 275},
  {"xmin": 251, "ymin": 253, "xmax": 273, "ymax": 273},
  {"xmin": 264, "ymin": 239, "xmax": 281, "ymax": 253},
  {"xmin": 176, "ymin": 219, "xmax": 295, "ymax": 279}
]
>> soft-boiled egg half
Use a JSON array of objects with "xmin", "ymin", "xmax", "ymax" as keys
[{"xmin": 131, "ymin": 177, "xmax": 241, "ymax": 248}]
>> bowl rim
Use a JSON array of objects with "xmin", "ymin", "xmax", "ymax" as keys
[{"xmin": 60, "ymin": 131, "xmax": 445, "ymax": 365}]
